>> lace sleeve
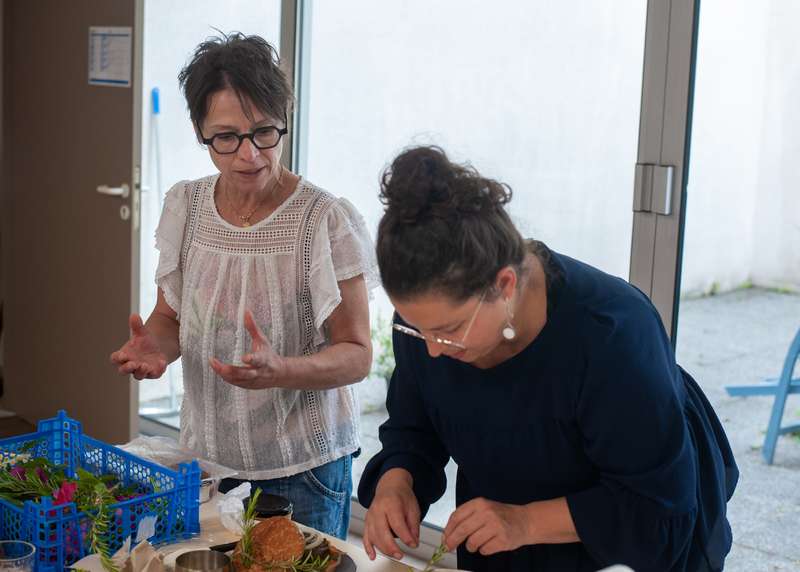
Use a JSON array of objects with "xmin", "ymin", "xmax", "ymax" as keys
[
  {"xmin": 309, "ymin": 197, "xmax": 380, "ymax": 333},
  {"xmin": 154, "ymin": 180, "xmax": 190, "ymax": 317}
]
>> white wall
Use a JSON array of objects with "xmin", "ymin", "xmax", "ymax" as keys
[
  {"xmin": 681, "ymin": 0, "xmax": 800, "ymax": 294},
  {"xmin": 303, "ymin": 0, "xmax": 645, "ymax": 284},
  {"xmin": 751, "ymin": 2, "xmax": 800, "ymax": 288},
  {"xmin": 300, "ymin": 0, "xmax": 647, "ymax": 323}
]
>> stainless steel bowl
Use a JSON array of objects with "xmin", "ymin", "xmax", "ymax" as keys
[
  {"xmin": 174, "ymin": 549, "xmax": 231, "ymax": 572},
  {"xmin": 199, "ymin": 477, "xmax": 216, "ymax": 503}
]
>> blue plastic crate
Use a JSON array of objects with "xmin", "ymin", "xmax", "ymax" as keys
[{"xmin": 0, "ymin": 411, "xmax": 200, "ymax": 571}]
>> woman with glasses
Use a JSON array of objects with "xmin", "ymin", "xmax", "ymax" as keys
[
  {"xmin": 358, "ymin": 146, "xmax": 738, "ymax": 571},
  {"xmin": 110, "ymin": 33, "xmax": 377, "ymax": 539}
]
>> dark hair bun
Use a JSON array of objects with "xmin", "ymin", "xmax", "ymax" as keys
[
  {"xmin": 376, "ymin": 146, "xmax": 527, "ymax": 301},
  {"xmin": 379, "ymin": 146, "xmax": 511, "ymax": 223}
]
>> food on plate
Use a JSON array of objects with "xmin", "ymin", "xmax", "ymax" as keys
[{"xmin": 232, "ymin": 517, "xmax": 343, "ymax": 571}]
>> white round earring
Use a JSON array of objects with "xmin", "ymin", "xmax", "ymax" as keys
[{"xmin": 502, "ymin": 298, "xmax": 516, "ymax": 341}]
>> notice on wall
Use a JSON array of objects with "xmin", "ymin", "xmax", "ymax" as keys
[{"xmin": 88, "ymin": 26, "xmax": 132, "ymax": 87}]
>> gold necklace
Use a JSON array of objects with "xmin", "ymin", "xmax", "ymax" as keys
[{"xmin": 224, "ymin": 169, "xmax": 283, "ymax": 227}]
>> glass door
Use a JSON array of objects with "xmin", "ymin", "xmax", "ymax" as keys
[
  {"xmin": 674, "ymin": 1, "xmax": 800, "ymax": 568},
  {"xmin": 138, "ymin": 1, "xmax": 283, "ymax": 428},
  {"xmin": 294, "ymin": 0, "xmax": 649, "ymax": 529}
]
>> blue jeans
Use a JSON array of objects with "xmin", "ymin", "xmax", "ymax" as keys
[{"xmin": 218, "ymin": 455, "xmax": 352, "ymax": 539}]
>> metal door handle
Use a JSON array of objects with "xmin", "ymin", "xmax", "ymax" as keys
[{"xmin": 96, "ymin": 183, "xmax": 130, "ymax": 198}]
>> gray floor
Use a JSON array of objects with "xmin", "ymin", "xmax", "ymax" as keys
[
  {"xmin": 676, "ymin": 289, "xmax": 800, "ymax": 571},
  {"xmin": 354, "ymin": 287, "xmax": 800, "ymax": 571}
]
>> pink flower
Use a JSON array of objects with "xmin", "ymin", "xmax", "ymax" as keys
[
  {"xmin": 53, "ymin": 481, "xmax": 78, "ymax": 505},
  {"xmin": 35, "ymin": 467, "xmax": 48, "ymax": 482},
  {"xmin": 9, "ymin": 466, "xmax": 26, "ymax": 480}
]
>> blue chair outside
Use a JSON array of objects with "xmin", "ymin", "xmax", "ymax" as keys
[{"xmin": 725, "ymin": 327, "xmax": 800, "ymax": 464}]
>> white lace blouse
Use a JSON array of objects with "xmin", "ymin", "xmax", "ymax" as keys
[{"xmin": 154, "ymin": 174, "xmax": 379, "ymax": 480}]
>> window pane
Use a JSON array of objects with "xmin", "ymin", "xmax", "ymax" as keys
[
  {"xmin": 138, "ymin": 1, "xmax": 282, "ymax": 426},
  {"xmin": 300, "ymin": 0, "xmax": 647, "ymax": 527},
  {"xmin": 677, "ymin": 2, "xmax": 800, "ymax": 567}
]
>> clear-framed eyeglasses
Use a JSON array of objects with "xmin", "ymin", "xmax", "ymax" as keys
[
  {"xmin": 392, "ymin": 290, "xmax": 487, "ymax": 350},
  {"xmin": 199, "ymin": 115, "xmax": 288, "ymax": 154}
]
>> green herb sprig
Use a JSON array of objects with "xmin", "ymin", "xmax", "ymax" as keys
[
  {"xmin": 239, "ymin": 486, "xmax": 263, "ymax": 568},
  {"xmin": 0, "ymin": 461, "xmax": 64, "ymax": 506},
  {"xmin": 421, "ymin": 542, "xmax": 448, "ymax": 572},
  {"xmin": 268, "ymin": 551, "xmax": 331, "ymax": 571}
]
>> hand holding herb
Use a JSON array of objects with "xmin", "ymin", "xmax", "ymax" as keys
[{"xmin": 421, "ymin": 542, "xmax": 448, "ymax": 572}]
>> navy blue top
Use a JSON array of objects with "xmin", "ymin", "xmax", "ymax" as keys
[{"xmin": 358, "ymin": 249, "xmax": 738, "ymax": 572}]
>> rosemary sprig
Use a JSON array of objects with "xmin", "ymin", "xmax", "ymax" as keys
[
  {"xmin": 249, "ymin": 550, "xmax": 331, "ymax": 572},
  {"xmin": 85, "ymin": 482, "xmax": 120, "ymax": 572},
  {"xmin": 240, "ymin": 486, "xmax": 263, "ymax": 568},
  {"xmin": 422, "ymin": 542, "xmax": 448, "ymax": 572}
]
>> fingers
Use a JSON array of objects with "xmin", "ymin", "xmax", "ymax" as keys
[
  {"xmin": 116, "ymin": 355, "xmax": 167, "ymax": 380},
  {"xmin": 443, "ymin": 499, "xmax": 479, "ymax": 550},
  {"xmin": 243, "ymin": 310, "xmax": 267, "ymax": 348},
  {"xmin": 477, "ymin": 536, "xmax": 504, "ymax": 556},
  {"xmin": 446, "ymin": 515, "xmax": 484, "ymax": 553},
  {"xmin": 362, "ymin": 528, "xmax": 377, "ymax": 560},
  {"xmin": 210, "ymin": 358, "xmax": 259, "ymax": 387},
  {"xmin": 118, "ymin": 361, "xmax": 152, "ymax": 380},
  {"xmin": 404, "ymin": 500, "xmax": 422, "ymax": 547},
  {"xmin": 465, "ymin": 525, "xmax": 496, "ymax": 554},
  {"xmin": 363, "ymin": 497, "xmax": 412, "ymax": 562},
  {"xmin": 387, "ymin": 508, "xmax": 416, "ymax": 549},
  {"xmin": 145, "ymin": 358, "xmax": 167, "ymax": 379},
  {"xmin": 373, "ymin": 516, "xmax": 404, "ymax": 560},
  {"xmin": 129, "ymin": 313, "xmax": 146, "ymax": 337},
  {"xmin": 241, "ymin": 351, "xmax": 265, "ymax": 368}
]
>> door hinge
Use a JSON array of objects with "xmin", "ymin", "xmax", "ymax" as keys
[{"xmin": 633, "ymin": 163, "xmax": 674, "ymax": 215}]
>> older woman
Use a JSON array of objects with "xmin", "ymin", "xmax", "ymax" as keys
[
  {"xmin": 358, "ymin": 146, "xmax": 738, "ymax": 571},
  {"xmin": 111, "ymin": 33, "xmax": 377, "ymax": 539}
]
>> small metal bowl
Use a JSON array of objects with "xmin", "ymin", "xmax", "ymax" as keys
[
  {"xmin": 199, "ymin": 477, "xmax": 216, "ymax": 503},
  {"xmin": 175, "ymin": 549, "xmax": 231, "ymax": 572}
]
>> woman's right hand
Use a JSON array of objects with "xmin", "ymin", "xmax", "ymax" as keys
[
  {"xmin": 362, "ymin": 468, "xmax": 421, "ymax": 561},
  {"xmin": 110, "ymin": 314, "xmax": 168, "ymax": 380}
]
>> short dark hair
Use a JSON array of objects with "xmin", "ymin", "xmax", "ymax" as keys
[
  {"xmin": 376, "ymin": 146, "xmax": 528, "ymax": 302},
  {"xmin": 178, "ymin": 32, "xmax": 293, "ymax": 130}
]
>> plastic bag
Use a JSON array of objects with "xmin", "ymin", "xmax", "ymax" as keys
[
  {"xmin": 119, "ymin": 436, "xmax": 238, "ymax": 482},
  {"xmin": 217, "ymin": 482, "xmax": 251, "ymax": 535},
  {"xmin": 119, "ymin": 436, "xmax": 238, "ymax": 503}
]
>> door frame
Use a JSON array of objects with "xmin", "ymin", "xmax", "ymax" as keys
[
  {"xmin": 629, "ymin": 0, "xmax": 700, "ymax": 341},
  {"xmin": 129, "ymin": 0, "xmax": 145, "ymax": 435}
]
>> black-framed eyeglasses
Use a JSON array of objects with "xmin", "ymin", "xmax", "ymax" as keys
[{"xmin": 199, "ymin": 119, "xmax": 288, "ymax": 154}]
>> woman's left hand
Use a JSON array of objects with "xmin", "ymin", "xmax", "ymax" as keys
[
  {"xmin": 442, "ymin": 497, "xmax": 532, "ymax": 556},
  {"xmin": 210, "ymin": 310, "xmax": 287, "ymax": 389}
]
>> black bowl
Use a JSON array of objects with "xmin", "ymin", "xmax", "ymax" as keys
[{"xmin": 243, "ymin": 489, "xmax": 293, "ymax": 518}]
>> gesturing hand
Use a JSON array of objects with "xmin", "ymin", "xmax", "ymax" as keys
[
  {"xmin": 443, "ymin": 497, "xmax": 531, "ymax": 556},
  {"xmin": 210, "ymin": 310, "xmax": 286, "ymax": 389},
  {"xmin": 110, "ymin": 314, "xmax": 168, "ymax": 380}
]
